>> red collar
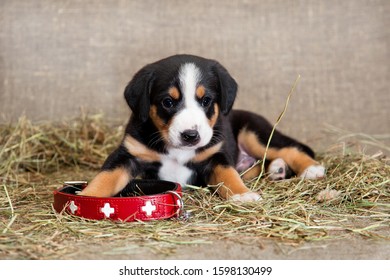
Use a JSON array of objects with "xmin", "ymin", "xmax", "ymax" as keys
[{"xmin": 53, "ymin": 180, "xmax": 183, "ymax": 222}]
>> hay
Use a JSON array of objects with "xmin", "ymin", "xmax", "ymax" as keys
[{"xmin": 0, "ymin": 115, "xmax": 389, "ymax": 259}]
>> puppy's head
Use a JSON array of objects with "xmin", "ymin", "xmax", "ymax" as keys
[{"xmin": 125, "ymin": 54, "xmax": 237, "ymax": 150}]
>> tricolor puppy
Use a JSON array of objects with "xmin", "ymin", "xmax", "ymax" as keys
[{"xmin": 80, "ymin": 54, "xmax": 325, "ymax": 202}]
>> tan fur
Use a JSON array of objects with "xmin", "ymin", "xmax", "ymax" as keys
[
  {"xmin": 149, "ymin": 105, "xmax": 170, "ymax": 142},
  {"xmin": 277, "ymin": 147, "xmax": 318, "ymax": 175},
  {"xmin": 192, "ymin": 142, "xmax": 223, "ymax": 163},
  {"xmin": 208, "ymin": 103, "xmax": 219, "ymax": 128},
  {"xmin": 241, "ymin": 164, "xmax": 262, "ymax": 181},
  {"xmin": 123, "ymin": 135, "xmax": 161, "ymax": 162},
  {"xmin": 196, "ymin": 85, "xmax": 206, "ymax": 99},
  {"xmin": 209, "ymin": 165, "xmax": 252, "ymax": 199},
  {"xmin": 169, "ymin": 86, "xmax": 180, "ymax": 100},
  {"xmin": 79, "ymin": 167, "xmax": 131, "ymax": 197},
  {"xmin": 238, "ymin": 128, "xmax": 318, "ymax": 178}
]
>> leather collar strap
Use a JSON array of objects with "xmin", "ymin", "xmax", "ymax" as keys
[{"xmin": 53, "ymin": 179, "xmax": 183, "ymax": 222}]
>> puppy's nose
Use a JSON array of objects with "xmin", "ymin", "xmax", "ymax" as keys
[{"xmin": 181, "ymin": 129, "xmax": 200, "ymax": 145}]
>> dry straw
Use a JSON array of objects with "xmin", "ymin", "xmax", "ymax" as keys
[{"xmin": 1, "ymin": 111, "xmax": 389, "ymax": 259}]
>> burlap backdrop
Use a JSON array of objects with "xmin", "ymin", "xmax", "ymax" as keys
[{"xmin": 1, "ymin": 0, "xmax": 389, "ymax": 150}]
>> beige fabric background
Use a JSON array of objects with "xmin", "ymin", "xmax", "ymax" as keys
[{"xmin": 1, "ymin": 0, "xmax": 389, "ymax": 150}]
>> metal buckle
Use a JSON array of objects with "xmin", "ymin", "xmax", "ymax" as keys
[{"xmin": 166, "ymin": 190, "xmax": 187, "ymax": 219}]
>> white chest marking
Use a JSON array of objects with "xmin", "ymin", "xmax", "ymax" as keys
[{"xmin": 158, "ymin": 149, "xmax": 195, "ymax": 187}]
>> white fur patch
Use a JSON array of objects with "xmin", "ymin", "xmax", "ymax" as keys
[
  {"xmin": 158, "ymin": 148, "xmax": 195, "ymax": 187},
  {"xmin": 179, "ymin": 63, "xmax": 201, "ymax": 99},
  {"xmin": 230, "ymin": 192, "xmax": 262, "ymax": 203},
  {"xmin": 268, "ymin": 158, "xmax": 287, "ymax": 181},
  {"xmin": 300, "ymin": 165, "xmax": 326, "ymax": 179},
  {"xmin": 168, "ymin": 63, "xmax": 213, "ymax": 149}
]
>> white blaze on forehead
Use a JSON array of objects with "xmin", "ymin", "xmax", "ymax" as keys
[
  {"xmin": 167, "ymin": 63, "xmax": 213, "ymax": 149},
  {"xmin": 179, "ymin": 63, "xmax": 202, "ymax": 102}
]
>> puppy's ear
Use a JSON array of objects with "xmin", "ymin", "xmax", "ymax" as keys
[
  {"xmin": 213, "ymin": 62, "xmax": 238, "ymax": 115},
  {"xmin": 124, "ymin": 67, "xmax": 155, "ymax": 122}
]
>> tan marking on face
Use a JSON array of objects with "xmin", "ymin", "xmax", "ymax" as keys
[
  {"xmin": 196, "ymin": 85, "xmax": 206, "ymax": 99},
  {"xmin": 169, "ymin": 86, "xmax": 180, "ymax": 100},
  {"xmin": 123, "ymin": 135, "xmax": 161, "ymax": 162},
  {"xmin": 237, "ymin": 128, "xmax": 318, "ymax": 176},
  {"xmin": 208, "ymin": 103, "xmax": 219, "ymax": 128},
  {"xmin": 209, "ymin": 165, "xmax": 251, "ymax": 199},
  {"xmin": 192, "ymin": 142, "xmax": 223, "ymax": 163},
  {"xmin": 79, "ymin": 168, "xmax": 130, "ymax": 197},
  {"xmin": 149, "ymin": 105, "xmax": 170, "ymax": 141}
]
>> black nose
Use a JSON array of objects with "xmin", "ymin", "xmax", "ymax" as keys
[{"xmin": 181, "ymin": 129, "xmax": 200, "ymax": 145}]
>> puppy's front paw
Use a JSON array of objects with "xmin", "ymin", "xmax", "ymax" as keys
[
  {"xmin": 300, "ymin": 165, "xmax": 326, "ymax": 179},
  {"xmin": 230, "ymin": 192, "xmax": 262, "ymax": 203}
]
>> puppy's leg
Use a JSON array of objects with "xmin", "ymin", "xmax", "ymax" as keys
[
  {"xmin": 79, "ymin": 146, "xmax": 134, "ymax": 197},
  {"xmin": 233, "ymin": 111, "xmax": 325, "ymax": 179},
  {"xmin": 238, "ymin": 129, "xmax": 325, "ymax": 179},
  {"xmin": 237, "ymin": 149, "xmax": 292, "ymax": 181},
  {"xmin": 209, "ymin": 165, "xmax": 261, "ymax": 202},
  {"xmin": 276, "ymin": 147, "xmax": 325, "ymax": 179},
  {"xmin": 79, "ymin": 167, "xmax": 131, "ymax": 197}
]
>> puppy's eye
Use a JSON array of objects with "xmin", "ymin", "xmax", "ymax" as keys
[
  {"xmin": 162, "ymin": 98, "xmax": 174, "ymax": 109},
  {"xmin": 201, "ymin": 96, "xmax": 212, "ymax": 107}
]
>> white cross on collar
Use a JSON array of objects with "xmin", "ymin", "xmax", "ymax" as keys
[
  {"xmin": 100, "ymin": 202, "xmax": 115, "ymax": 218},
  {"xmin": 141, "ymin": 200, "xmax": 157, "ymax": 216},
  {"xmin": 69, "ymin": 201, "xmax": 78, "ymax": 214}
]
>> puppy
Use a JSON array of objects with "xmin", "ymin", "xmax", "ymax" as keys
[{"xmin": 80, "ymin": 54, "xmax": 325, "ymax": 202}]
